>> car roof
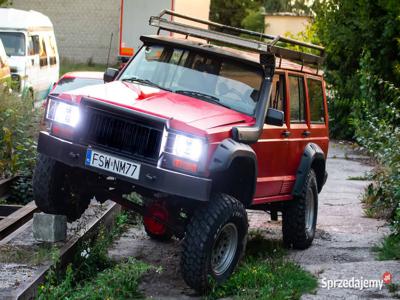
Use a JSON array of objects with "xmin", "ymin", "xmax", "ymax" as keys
[
  {"xmin": 61, "ymin": 71, "xmax": 104, "ymax": 80},
  {"xmin": 0, "ymin": 8, "xmax": 53, "ymax": 31},
  {"xmin": 141, "ymin": 35, "xmax": 322, "ymax": 76}
]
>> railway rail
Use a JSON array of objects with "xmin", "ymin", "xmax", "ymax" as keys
[{"xmin": 0, "ymin": 176, "xmax": 122, "ymax": 299}]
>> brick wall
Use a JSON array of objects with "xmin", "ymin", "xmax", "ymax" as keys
[{"xmin": 11, "ymin": 0, "xmax": 120, "ymax": 64}]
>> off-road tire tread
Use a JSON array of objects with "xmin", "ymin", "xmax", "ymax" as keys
[
  {"xmin": 33, "ymin": 154, "xmax": 90, "ymax": 222},
  {"xmin": 282, "ymin": 169, "xmax": 318, "ymax": 249},
  {"xmin": 181, "ymin": 193, "xmax": 248, "ymax": 293}
]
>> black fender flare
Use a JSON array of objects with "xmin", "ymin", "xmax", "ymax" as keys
[
  {"xmin": 209, "ymin": 138, "xmax": 257, "ymax": 173},
  {"xmin": 292, "ymin": 143, "xmax": 326, "ymax": 196},
  {"xmin": 209, "ymin": 138, "xmax": 257, "ymax": 205}
]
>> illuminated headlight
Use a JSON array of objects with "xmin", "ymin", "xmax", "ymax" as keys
[
  {"xmin": 46, "ymin": 99, "xmax": 80, "ymax": 127},
  {"xmin": 172, "ymin": 134, "xmax": 203, "ymax": 162}
]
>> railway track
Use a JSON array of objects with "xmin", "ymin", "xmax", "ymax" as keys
[
  {"xmin": 0, "ymin": 201, "xmax": 39, "ymax": 240},
  {"xmin": 0, "ymin": 201, "xmax": 121, "ymax": 300},
  {"xmin": 0, "ymin": 176, "xmax": 122, "ymax": 299}
]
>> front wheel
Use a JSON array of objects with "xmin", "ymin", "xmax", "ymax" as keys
[
  {"xmin": 282, "ymin": 169, "xmax": 318, "ymax": 249},
  {"xmin": 33, "ymin": 154, "xmax": 91, "ymax": 222},
  {"xmin": 181, "ymin": 193, "xmax": 248, "ymax": 293}
]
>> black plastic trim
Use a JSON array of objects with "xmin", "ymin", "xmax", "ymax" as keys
[
  {"xmin": 37, "ymin": 132, "xmax": 212, "ymax": 202},
  {"xmin": 292, "ymin": 143, "xmax": 326, "ymax": 196}
]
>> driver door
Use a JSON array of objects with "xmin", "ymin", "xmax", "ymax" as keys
[{"xmin": 252, "ymin": 73, "xmax": 290, "ymax": 204}]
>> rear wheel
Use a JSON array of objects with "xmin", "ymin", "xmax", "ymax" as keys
[
  {"xmin": 33, "ymin": 154, "xmax": 91, "ymax": 222},
  {"xmin": 282, "ymin": 169, "xmax": 318, "ymax": 249},
  {"xmin": 181, "ymin": 193, "xmax": 248, "ymax": 293}
]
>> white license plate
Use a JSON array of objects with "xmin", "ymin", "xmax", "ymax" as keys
[{"xmin": 85, "ymin": 149, "xmax": 141, "ymax": 180}]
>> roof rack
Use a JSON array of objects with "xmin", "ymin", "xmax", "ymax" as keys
[{"xmin": 149, "ymin": 10, "xmax": 325, "ymax": 69}]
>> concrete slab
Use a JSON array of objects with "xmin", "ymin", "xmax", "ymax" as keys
[{"xmin": 33, "ymin": 213, "xmax": 67, "ymax": 242}]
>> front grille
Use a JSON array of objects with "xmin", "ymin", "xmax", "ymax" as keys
[{"xmin": 80, "ymin": 106, "xmax": 163, "ymax": 164}]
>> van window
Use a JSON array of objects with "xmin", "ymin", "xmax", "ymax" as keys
[
  {"xmin": 47, "ymin": 36, "xmax": 57, "ymax": 65},
  {"xmin": 39, "ymin": 37, "xmax": 48, "ymax": 67},
  {"xmin": 269, "ymin": 74, "xmax": 286, "ymax": 112},
  {"xmin": 308, "ymin": 79, "xmax": 325, "ymax": 123},
  {"xmin": 28, "ymin": 35, "xmax": 40, "ymax": 55},
  {"xmin": 289, "ymin": 75, "xmax": 306, "ymax": 123},
  {"xmin": 0, "ymin": 32, "xmax": 25, "ymax": 56}
]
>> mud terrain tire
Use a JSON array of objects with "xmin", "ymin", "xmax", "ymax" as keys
[
  {"xmin": 282, "ymin": 169, "xmax": 318, "ymax": 249},
  {"xmin": 181, "ymin": 193, "xmax": 248, "ymax": 293},
  {"xmin": 33, "ymin": 154, "xmax": 90, "ymax": 222}
]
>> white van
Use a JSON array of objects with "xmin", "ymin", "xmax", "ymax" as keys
[
  {"xmin": 0, "ymin": 8, "xmax": 59, "ymax": 100},
  {"xmin": 0, "ymin": 39, "xmax": 11, "ymax": 90}
]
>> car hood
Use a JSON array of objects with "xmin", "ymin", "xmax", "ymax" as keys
[{"xmin": 64, "ymin": 81, "xmax": 254, "ymax": 130}]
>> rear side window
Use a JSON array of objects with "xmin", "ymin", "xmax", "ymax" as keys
[
  {"xmin": 308, "ymin": 79, "xmax": 325, "ymax": 123},
  {"xmin": 289, "ymin": 75, "xmax": 306, "ymax": 123}
]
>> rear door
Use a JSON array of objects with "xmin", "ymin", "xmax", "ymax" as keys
[
  {"xmin": 305, "ymin": 75, "xmax": 329, "ymax": 154},
  {"xmin": 286, "ymin": 72, "xmax": 310, "ymax": 179}
]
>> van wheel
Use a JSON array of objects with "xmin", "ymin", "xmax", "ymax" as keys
[
  {"xmin": 181, "ymin": 193, "xmax": 248, "ymax": 293},
  {"xmin": 33, "ymin": 154, "xmax": 91, "ymax": 222},
  {"xmin": 282, "ymin": 169, "xmax": 318, "ymax": 249}
]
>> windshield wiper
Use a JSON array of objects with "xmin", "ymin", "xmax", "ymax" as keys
[
  {"xmin": 122, "ymin": 77, "xmax": 171, "ymax": 91},
  {"xmin": 174, "ymin": 90, "xmax": 230, "ymax": 109}
]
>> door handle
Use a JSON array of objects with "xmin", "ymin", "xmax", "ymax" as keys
[
  {"xmin": 302, "ymin": 130, "xmax": 311, "ymax": 137},
  {"xmin": 281, "ymin": 130, "xmax": 291, "ymax": 138}
]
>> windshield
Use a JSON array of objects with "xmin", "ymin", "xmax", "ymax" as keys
[
  {"xmin": 52, "ymin": 77, "xmax": 103, "ymax": 95},
  {"xmin": 0, "ymin": 32, "xmax": 26, "ymax": 56},
  {"xmin": 120, "ymin": 44, "xmax": 263, "ymax": 115}
]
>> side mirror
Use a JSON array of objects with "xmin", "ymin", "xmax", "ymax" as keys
[
  {"xmin": 103, "ymin": 68, "xmax": 119, "ymax": 83},
  {"xmin": 265, "ymin": 108, "xmax": 284, "ymax": 126}
]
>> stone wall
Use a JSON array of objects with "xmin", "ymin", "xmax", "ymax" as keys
[{"xmin": 11, "ymin": 0, "xmax": 120, "ymax": 64}]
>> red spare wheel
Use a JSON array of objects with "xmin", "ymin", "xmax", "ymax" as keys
[{"xmin": 143, "ymin": 203, "xmax": 172, "ymax": 241}]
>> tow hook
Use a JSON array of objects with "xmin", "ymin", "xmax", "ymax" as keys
[
  {"xmin": 145, "ymin": 174, "xmax": 157, "ymax": 181},
  {"xmin": 68, "ymin": 152, "xmax": 80, "ymax": 159}
]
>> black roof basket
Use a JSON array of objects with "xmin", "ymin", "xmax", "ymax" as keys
[{"xmin": 149, "ymin": 10, "xmax": 325, "ymax": 72}]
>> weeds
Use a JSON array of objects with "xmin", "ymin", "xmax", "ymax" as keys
[
  {"xmin": 207, "ymin": 231, "xmax": 317, "ymax": 300},
  {"xmin": 373, "ymin": 235, "xmax": 400, "ymax": 261},
  {"xmin": 36, "ymin": 212, "xmax": 150, "ymax": 299}
]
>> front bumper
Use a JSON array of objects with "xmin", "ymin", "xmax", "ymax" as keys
[{"xmin": 37, "ymin": 132, "xmax": 212, "ymax": 201}]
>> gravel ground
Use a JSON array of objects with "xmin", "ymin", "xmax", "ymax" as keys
[{"xmin": 108, "ymin": 142, "xmax": 400, "ymax": 299}]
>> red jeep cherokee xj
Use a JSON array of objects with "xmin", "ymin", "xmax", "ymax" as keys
[{"xmin": 33, "ymin": 11, "xmax": 328, "ymax": 292}]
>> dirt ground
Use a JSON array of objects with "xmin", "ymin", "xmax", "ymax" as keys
[{"xmin": 108, "ymin": 142, "xmax": 400, "ymax": 299}]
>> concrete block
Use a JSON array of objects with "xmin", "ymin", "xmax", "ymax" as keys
[{"xmin": 33, "ymin": 213, "xmax": 67, "ymax": 242}]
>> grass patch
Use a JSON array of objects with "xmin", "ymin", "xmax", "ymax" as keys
[
  {"xmin": 207, "ymin": 231, "xmax": 318, "ymax": 300},
  {"xmin": 38, "ymin": 258, "xmax": 150, "ymax": 300},
  {"xmin": 347, "ymin": 175, "xmax": 370, "ymax": 181},
  {"xmin": 0, "ymin": 244, "xmax": 57, "ymax": 265},
  {"xmin": 373, "ymin": 234, "xmax": 400, "ymax": 260},
  {"xmin": 37, "ymin": 212, "xmax": 150, "ymax": 299},
  {"xmin": 60, "ymin": 61, "xmax": 107, "ymax": 77}
]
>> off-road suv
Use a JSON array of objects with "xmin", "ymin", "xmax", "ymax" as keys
[{"xmin": 33, "ymin": 10, "xmax": 328, "ymax": 292}]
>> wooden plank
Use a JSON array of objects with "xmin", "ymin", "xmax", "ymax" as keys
[
  {"xmin": 0, "ymin": 204, "xmax": 24, "ymax": 217},
  {"xmin": 0, "ymin": 201, "xmax": 39, "ymax": 240},
  {"xmin": 0, "ymin": 177, "xmax": 16, "ymax": 198}
]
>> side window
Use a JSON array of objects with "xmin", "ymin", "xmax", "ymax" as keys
[
  {"xmin": 47, "ymin": 36, "xmax": 57, "ymax": 65},
  {"xmin": 39, "ymin": 36, "xmax": 48, "ymax": 67},
  {"xmin": 308, "ymin": 79, "xmax": 325, "ymax": 123},
  {"xmin": 29, "ymin": 35, "xmax": 40, "ymax": 55},
  {"xmin": 289, "ymin": 75, "xmax": 306, "ymax": 123},
  {"xmin": 269, "ymin": 74, "xmax": 286, "ymax": 112}
]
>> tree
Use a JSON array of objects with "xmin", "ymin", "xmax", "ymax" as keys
[{"xmin": 210, "ymin": 0, "xmax": 263, "ymax": 28}]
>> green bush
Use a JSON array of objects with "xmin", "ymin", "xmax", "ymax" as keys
[
  {"xmin": 0, "ymin": 90, "xmax": 41, "ymax": 203},
  {"xmin": 354, "ymin": 54, "xmax": 400, "ymax": 237}
]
